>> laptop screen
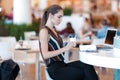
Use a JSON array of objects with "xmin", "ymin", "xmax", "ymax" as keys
[{"xmin": 105, "ymin": 29, "xmax": 117, "ymax": 45}]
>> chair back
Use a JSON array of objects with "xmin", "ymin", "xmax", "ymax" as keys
[
  {"xmin": 28, "ymin": 40, "xmax": 39, "ymax": 50},
  {"xmin": 24, "ymin": 31, "xmax": 36, "ymax": 40},
  {"xmin": 0, "ymin": 42, "xmax": 12, "ymax": 60},
  {"xmin": 0, "ymin": 36, "xmax": 17, "ymax": 50}
]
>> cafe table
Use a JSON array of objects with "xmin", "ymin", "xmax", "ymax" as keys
[{"xmin": 79, "ymin": 49, "xmax": 120, "ymax": 69}]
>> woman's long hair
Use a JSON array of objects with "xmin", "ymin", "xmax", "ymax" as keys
[{"xmin": 40, "ymin": 5, "xmax": 63, "ymax": 30}]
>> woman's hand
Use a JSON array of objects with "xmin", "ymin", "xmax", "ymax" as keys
[
  {"xmin": 65, "ymin": 41, "xmax": 75, "ymax": 50},
  {"xmin": 86, "ymin": 31, "xmax": 92, "ymax": 36}
]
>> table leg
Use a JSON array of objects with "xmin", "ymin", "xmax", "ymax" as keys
[
  {"xmin": 64, "ymin": 51, "xmax": 69, "ymax": 63},
  {"xmin": 36, "ymin": 53, "xmax": 42, "ymax": 80}
]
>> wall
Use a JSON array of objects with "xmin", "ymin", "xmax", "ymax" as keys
[{"xmin": 1, "ymin": 0, "xmax": 13, "ymax": 14}]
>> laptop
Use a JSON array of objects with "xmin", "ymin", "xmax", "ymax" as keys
[{"xmin": 97, "ymin": 28, "xmax": 117, "ymax": 50}]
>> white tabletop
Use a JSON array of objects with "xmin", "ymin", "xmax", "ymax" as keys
[{"xmin": 79, "ymin": 49, "xmax": 120, "ymax": 69}]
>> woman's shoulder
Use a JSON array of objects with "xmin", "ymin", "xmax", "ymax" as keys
[
  {"xmin": 39, "ymin": 26, "xmax": 48, "ymax": 35},
  {"xmin": 39, "ymin": 27, "xmax": 50, "ymax": 40},
  {"xmin": 39, "ymin": 27, "xmax": 49, "ymax": 39},
  {"xmin": 40, "ymin": 27, "xmax": 48, "ymax": 33}
]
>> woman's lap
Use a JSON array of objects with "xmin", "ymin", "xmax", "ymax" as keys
[
  {"xmin": 67, "ymin": 61, "xmax": 99, "ymax": 80},
  {"xmin": 47, "ymin": 61, "xmax": 99, "ymax": 80},
  {"xmin": 54, "ymin": 66, "xmax": 84, "ymax": 80}
]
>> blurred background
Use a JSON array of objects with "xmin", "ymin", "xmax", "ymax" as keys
[
  {"xmin": 1, "ymin": 0, "xmax": 120, "ymax": 80},
  {"xmin": 0, "ymin": 0, "xmax": 120, "ymax": 40}
]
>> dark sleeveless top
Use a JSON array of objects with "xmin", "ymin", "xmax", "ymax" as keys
[{"xmin": 45, "ymin": 27, "xmax": 64, "ymax": 66}]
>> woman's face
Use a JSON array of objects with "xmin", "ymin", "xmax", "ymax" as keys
[{"xmin": 51, "ymin": 10, "xmax": 63, "ymax": 25}]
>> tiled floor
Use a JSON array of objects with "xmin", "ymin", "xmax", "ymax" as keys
[
  {"xmin": 16, "ymin": 64, "xmax": 114, "ymax": 80},
  {"xmin": 96, "ymin": 67, "xmax": 113, "ymax": 80}
]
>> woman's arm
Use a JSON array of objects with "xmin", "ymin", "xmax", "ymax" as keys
[
  {"xmin": 39, "ymin": 28, "xmax": 74, "ymax": 59},
  {"xmin": 79, "ymin": 28, "xmax": 93, "ymax": 39},
  {"xmin": 79, "ymin": 28, "xmax": 84, "ymax": 39}
]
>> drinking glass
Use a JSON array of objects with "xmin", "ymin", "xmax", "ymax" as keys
[
  {"xmin": 69, "ymin": 34, "xmax": 77, "ymax": 47},
  {"xmin": 18, "ymin": 40, "xmax": 23, "ymax": 47}
]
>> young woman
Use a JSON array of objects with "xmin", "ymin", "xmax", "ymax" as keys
[
  {"xmin": 39, "ymin": 5, "xmax": 98, "ymax": 80},
  {"xmin": 79, "ymin": 18, "xmax": 94, "ymax": 40}
]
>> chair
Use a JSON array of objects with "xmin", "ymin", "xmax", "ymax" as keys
[
  {"xmin": 24, "ymin": 31, "xmax": 36, "ymax": 40},
  {"xmin": 0, "ymin": 36, "xmax": 17, "ymax": 50},
  {"xmin": 13, "ymin": 50, "xmax": 37, "ymax": 80},
  {"xmin": 114, "ymin": 69, "xmax": 120, "ymax": 80},
  {"xmin": 43, "ymin": 51, "xmax": 70, "ymax": 80},
  {"xmin": 0, "ymin": 42, "xmax": 12, "ymax": 60},
  {"xmin": 44, "ymin": 52, "xmax": 70, "ymax": 80},
  {"xmin": 45, "ymin": 69, "xmax": 53, "ymax": 80}
]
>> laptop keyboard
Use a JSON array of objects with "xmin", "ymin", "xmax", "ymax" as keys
[{"xmin": 97, "ymin": 45, "xmax": 113, "ymax": 50}]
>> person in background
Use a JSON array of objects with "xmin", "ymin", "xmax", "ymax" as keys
[
  {"xmin": 7, "ymin": 8, "xmax": 13, "ymax": 20},
  {"xmin": 79, "ymin": 18, "xmax": 95, "ymax": 40},
  {"xmin": 39, "ymin": 5, "xmax": 98, "ymax": 80},
  {"xmin": 97, "ymin": 19, "xmax": 109, "ymax": 39},
  {"xmin": 4, "ymin": 8, "xmax": 13, "ymax": 24},
  {"xmin": 117, "ymin": 26, "xmax": 120, "ymax": 36},
  {"xmin": 89, "ymin": 13, "xmax": 95, "ymax": 28},
  {"xmin": 58, "ymin": 22, "xmax": 75, "ymax": 38}
]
